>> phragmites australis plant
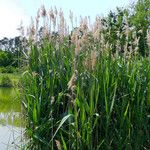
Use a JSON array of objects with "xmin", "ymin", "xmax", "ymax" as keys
[{"xmin": 22, "ymin": 4, "xmax": 150, "ymax": 150}]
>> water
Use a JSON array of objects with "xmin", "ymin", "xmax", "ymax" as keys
[{"xmin": 0, "ymin": 88, "xmax": 24, "ymax": 150}]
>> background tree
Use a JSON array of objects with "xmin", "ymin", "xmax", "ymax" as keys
[
  {"xmin": 130, "ymin": 0, "xmax": 150, "ymax": 56},
  {"xmin": 0, "ymin": 50, "xmax": 13, "ymax": 67},
  {"xmin": 0, "ymin": 36, "xmax": 28, "ymax": 68}
]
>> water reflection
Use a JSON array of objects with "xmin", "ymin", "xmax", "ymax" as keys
[{"xmin": 0, "ymin": 88, "xmax": 24, "ymax": 150}]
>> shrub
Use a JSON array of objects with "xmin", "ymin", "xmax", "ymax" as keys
[
  {"xmin": 0, "ymin": 50, "xmax": 13, "ymax": 67},
  {"xmin": 1, "ymin": 66, "xmax": 13, "ymax": 73},
  {"xmin": 0, "ymin": 66, "xmax": 18, "ymax": 73},
  {"xmin": 0, "ymin": 76, "xmax": 13, "ymax": 87}
]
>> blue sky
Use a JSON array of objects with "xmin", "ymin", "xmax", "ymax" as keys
[{"xmin": 0, "ymin": 0, "xmax": 135, "ymax": 39}]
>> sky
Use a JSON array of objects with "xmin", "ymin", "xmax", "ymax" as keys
[{"xmin": 0, "ymin": 0, "xmax": 135, "ymax": 39}]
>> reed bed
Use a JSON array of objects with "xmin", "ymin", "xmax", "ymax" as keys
[{"xmin": 22, "ymin": 5, "xmax": 150, "ymax": 150}]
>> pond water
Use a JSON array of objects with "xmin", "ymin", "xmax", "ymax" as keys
[{"xmin": 0, "ymin": 88, "xmax": 24, "ymax": 150}]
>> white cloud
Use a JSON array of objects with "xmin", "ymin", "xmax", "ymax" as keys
[{"xmin": 0, "ymin": 0, "xmax": 30, "ymax": 39}]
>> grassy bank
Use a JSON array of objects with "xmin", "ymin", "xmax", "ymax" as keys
[
  {"xmin": 22, "ymin": 5, "xmax": 150, "ymax": 150},
  {"xmin": 0, "ymin": 73, "xmax": 20, "ymax": 87}
]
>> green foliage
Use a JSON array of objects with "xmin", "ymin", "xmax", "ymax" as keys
[
  {"xmin": 0, "ymin": 66, "xmax": 16, "ymax": 73},
  {"xmin": 0, "ymin": 49, "xmax": 20, "ymax": 68},
  {"xmin": 101, "ymin": 0, "xmax": 150, "ymax": 56},
  {"xmin": 130, "ymin": 0, "xmax": 150, "ymax": 56},
  {"xmin": 0, "ymin": 50, "xmax": 13, "ymax": 67},
  {"xmin": 131, "ymin": 0, "xmax": 150, "ymax": 29},
  {"xmin": 102, "ymin": 8, "xmax": 130, "ymax": 54},
  {"xmin": 0, "ymin": 76, "xmax": 13, "ymax": 87}
]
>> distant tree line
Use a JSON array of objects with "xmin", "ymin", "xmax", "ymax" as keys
[{"xmin": 0, "ymin": 36, "xmax": 28, "ymax": 69}]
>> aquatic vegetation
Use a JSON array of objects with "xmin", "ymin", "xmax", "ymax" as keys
[{"xmin": 22, "ymin": 3, "xmax": 150, "ymax": 150}]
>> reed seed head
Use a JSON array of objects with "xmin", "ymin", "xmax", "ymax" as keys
[{"xmin": 40, "ymin": 5, "xmax": 47, "ymax": 17}]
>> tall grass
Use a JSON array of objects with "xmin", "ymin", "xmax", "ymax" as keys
[{"xmin": 22, "ymin": 5, "xmax": 150, "ymax": 149}]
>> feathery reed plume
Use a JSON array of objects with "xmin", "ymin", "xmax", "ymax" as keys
[
  {"xmin": 71, "ymin": 28, "xmax": 78, "ymax": 43},
  {"xmin": 40, "ymin": 5, "xmax": 47, "ymax": 17},
  {"xmin": 58, "ymin": 9, "xmax": 66, "ymax": 41},
  {"xmin": 32, "ymin": 71, "xmax": 38, "ymax": 77},
  {"xmin": 84, "ymin": 50, "xmax": 97, "ymax": 70},
  {"xmin": 55, "ymin": 140, "xmax": 62, "ymax": 150},
  {"xmin": 147, "ymin": 29, "xmax": 150, "ymax": 47},
  {"xmin": 54, "ymin": 6, "xmax": 58, "ymax": 16},
  {"xmin": 69, "ymin": 10, "xmax": 74, "ymax": 29},
  {"xmin": 49, "ymin": 7, "xmax": 55, "ymax": 20},
  {"xmin": 67, "ymin": 70, "xmax": 78, "ymax": 91},
  {"xmin": 35, "ymin": 9, "xmax": 40, "ymax": 36},
  {"xmin": 79, "ymin": 16, "xmax": 89, "ymax": 40},
  {"xmin": 44, "ymin": 17, "xmax": 50, "ymax": 39},
  {"xmin": 40, "ymin": 5, "xmax": 47, "ymax": 29},
  {"xmin": 124, "ymin": 18, "xmax": 129, "ymax": 40},
  {"xmin": 49, "ymin": 8, "xmax": 56, "ymax": 31},
  {"xmin": 28, "ymin": 17, "xmax": 36, "ymax": 41},
  {"xmin": 93, "ymin": 15, "xmax": 102, "ymax": 41},
  {"xmin": 75, "ymin": 39, "xmax": 82, "ymax": 56}
]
